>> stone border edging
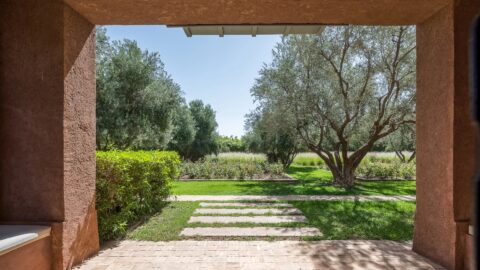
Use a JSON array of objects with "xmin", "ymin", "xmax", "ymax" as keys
[{"xmin": 168, "ymin": 195, "xmax": 416, "ymax": 202}]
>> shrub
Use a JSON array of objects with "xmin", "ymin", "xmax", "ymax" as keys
[
  {"xmin": 180, "ymin": 153, "xmax": 284, "ymax": 179},
  {"xmin": 356, "ymin": 156, "xmax": 415, "ymax": 180},
  {"xmin": 96, "ymin": 151, "xmax": 180, "ymax": 241}
]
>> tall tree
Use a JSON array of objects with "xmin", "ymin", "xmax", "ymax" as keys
[
  {"xmin": 252, "ymin": 26, "xmax": 416, "ymax": 187},
  {"xmin": 168, "ymin": 105, "xmax": 197, "ymax": 158},
  {"xmin": 244, "ymin": 104, "xmax": 301, "ymax": 168},
  {"xmin": 184, "ymin": 100, "xmax": 219, "ymax": 161},
  {"xmin": 96, "ymin": 27, "xmax": 183, "ymax": 150}
]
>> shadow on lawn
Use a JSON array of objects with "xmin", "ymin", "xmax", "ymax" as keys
[{"xmin": 293, "ymin": 200, "xmax": 415, "ymax": 240}]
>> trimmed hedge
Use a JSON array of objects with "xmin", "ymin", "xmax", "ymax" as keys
[{"xmin": 96, "ymin": 151, "xmax": 180, "ymax": 241}]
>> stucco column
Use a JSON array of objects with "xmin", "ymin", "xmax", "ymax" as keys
[
  {"xmin": 0, "ymin": 1, "xmax": 99, "ymax": 269},
  {"xmin": 414, "ymin": 1, "xmax": 478, "ymax": 269}
]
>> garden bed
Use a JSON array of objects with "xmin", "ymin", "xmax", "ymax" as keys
[{"xmin": 180, "ymin": 154, "xmax": 284, "ymax": 180}]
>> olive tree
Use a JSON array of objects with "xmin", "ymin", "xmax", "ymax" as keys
[
  {"xmin": 386, "ymin": 123, "xmax": 416, "ymax": 163},
  {"xmin": 96, "ymin": 27, "xmax": 183, "ymax": 150},
  {"xmin": 244, "ymin": 103, "xmax": 301, "ymax": 169},
  {"xmin": 183, "ymin": 100, "xmax": 219, "ymax": 161},
  {"xmin": 252, "ymin": 26, "xmax": 416, "ymax": 187}
]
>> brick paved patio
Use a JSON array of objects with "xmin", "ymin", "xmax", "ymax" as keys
[{"xmin": 74, "ymin": 240, "xmax": 444, "ymax": 270}]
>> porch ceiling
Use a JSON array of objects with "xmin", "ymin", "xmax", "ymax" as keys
[{"xmin": 64, "ymin": 0, "xmax": 449, "ymax": 26}]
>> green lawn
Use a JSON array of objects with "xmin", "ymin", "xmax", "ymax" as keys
[
  {"xmin": 129, "ymin": 201, "xmax": 415, "ymax": 241},
  {"xmin": 172, "ymin": 165, "xmax": 416, "ymax": 196},
  {"xmin": 129, "ymin": 165, "xmax": 416, "ymax": 242},
  {"xmin": 127, "ymin": 201, "xmax": 199, "ymax": 241},
  {"xmin": 292, "ymin": 201, "xmax": 415, "ymax": 240}
]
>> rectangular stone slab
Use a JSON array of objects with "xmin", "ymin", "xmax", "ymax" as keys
[
  {"xmin": 199, "ymin": 202, "xmax": 294, "ymax": 208},
  {"xmin": 194, "ymin": 208, "xmax": 302, "ymax": 215},
  {"xmin": 188, "ymin": 216, "xmax": 307, "ymax": 224},
  {"xmin": 180, "ymin": 227, "xmax": 322, "ymax": 237}
]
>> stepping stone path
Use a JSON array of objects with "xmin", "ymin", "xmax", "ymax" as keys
[
  {"xmin": 189, "ymin": 215, "xmax": 307, "ymax": 223},
  {"xmin": 181, "ymin": 227, "xmax": 322, "ymax": 237},
  {"xmin": 194, "ymin": 208, "xmax": 302, "ymax": 215},
  {"xmin": 181, "ymin": 202, "xmax": 322, "ymax": 238},
  {"xmin": 199, "ymin": 202, "xmax": 293, "ymax": 207}
]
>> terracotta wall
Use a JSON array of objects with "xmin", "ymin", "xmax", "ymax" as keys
[
  {"xmin": 414, "ymin": 1, "xmax": 478, "ymax": 269},
  {"xmin": 0, "ymin": 0, "xmax": 65, "ymax": 223},
  {"xmin": 0, "ymin": 0, "xmax": 478, "ymax": 269},
  {"xmin": 62, "ymin": 4, "xmax": 99, "ymax": 269},
  {"xmin": 0, "ymin": 1, "xmax": 99, "ymax": 269}
]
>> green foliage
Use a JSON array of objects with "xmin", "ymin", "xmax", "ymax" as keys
[
  {"xmin": 293, "ymin": 201, "xmax": 415, "ymax": 241},
  {"xmin": 127, "ymin": 201, "xmax": 415, "ymax": 241},
  {"xmin": 356, "ymin": 156, "xmax": 416, "ymax": 180},
  {"xmin": 183, "ymin": 100, "xmax": 219, "ymax": 161},
  {"xmin": 96, "ymin": 28, "xmax": 220, "ymax": 158},
  {"xmin": 250, "ymin": 26, "xmax": 416, "ymax": 186},
  {"xmin": 244, "ymin": 106, "xmax": 301, "ymax": 168},
  {"xmin": 96, "ymin": 27, "xmax": 184, "ymax": 150},
  {"xmin": 128, "ymin": 202, "xmax": 199, "ymax": 241},
  {"xmin": 96, "ymin": 150, "xmax": 180, "ymax": 241},
  {"xmin": 292, "ymin": 153, "xmax": 325, "ymax": 167},
  {"xmin": 385, "ymin": 124, "xmax": 416, "ymax": 163},
  {"xmin": 168, "ymin": 105, "xmax": 197, "ymax": 156},
  {"xmin": 180, "ymin": 155, "xmax": 284, "ymax": 180},
  {"xmin": 173, "ymin": 165, "xmax": 416, "ymax": 196},
  {"xmin": 217, "ymin": 136, "xmax": 246, "ymax": 152}
]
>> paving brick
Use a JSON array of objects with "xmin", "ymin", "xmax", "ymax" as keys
[
  {"xmin": 188, "ymin": 215, "xmax": 307, "ymax": 224},
  {"xmin": 74, "ymin": 240, "xmax": 443, "ymax": 270}
]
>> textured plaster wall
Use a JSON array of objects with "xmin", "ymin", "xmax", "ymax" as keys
[
  {"xmin": 0, "ymin": 1, "xmax": 99, "ymax": 269},
  {"xmin": 62, "ymin": 4, "xmax": 99, "ymax": 269},
  {"xmin": 0, "ymin": 0, "xmax": 478, "ymax": 269},
  {"xmin": 64, "ymin": 0, "xmax": 449, "ymax": 25},
  {"xmin": 415, "ymin": 5, "xmax": 456, "ymax": 269},
  {"xmin": 414, "ymin": 1, "xmax": 478, "ymax": 269},
  {"xmin": 0, "ymin": 0, "xmax": 65, "ymax": 222}
]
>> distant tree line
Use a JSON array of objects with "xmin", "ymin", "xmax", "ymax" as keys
[{"xmin": 96, "ymin": 27, "xmax": 218, "ymax": 161}]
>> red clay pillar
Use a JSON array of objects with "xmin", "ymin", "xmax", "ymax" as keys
[
  {"xmin": 0, "ymin": 1, "xmax": 99, "ymax": 269},
  {"xmin": 414, "ymin": 1, "xmax": 478, "ymax": 269}
]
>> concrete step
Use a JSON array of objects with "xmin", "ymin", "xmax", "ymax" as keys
[
  {"xmin": 188, "ymin": 215, "xmax": 307, "ymax": 224},
  {"xmin": 199, "ymin": 202, "xmax": 294, "ymax": 208},
  {"xmin": 180, "ymin": 227, "xmax": 322, "ymax": 237},
  {"xmin": 194, "ymin": 208, "xmax": 302, "ymax": 215}
]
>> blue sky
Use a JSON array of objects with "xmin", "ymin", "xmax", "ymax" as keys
[{"xmin": 104, "ymin": 26, "xmax": 281, "ymax": 137}]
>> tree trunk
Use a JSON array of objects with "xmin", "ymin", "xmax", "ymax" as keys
[
  {"xmin": 336, "ymin": 166, "xmax": 356, "ymax": 187},
  {"xmin": 325, "ymin": 160, "xmax": 357, "ymax": 188},
  {"xmin": 395, "ymin": 151, "xmax": 406, "ymax": 162},
  {"xmin": 407, "ymin": 151, "xmax": 416, "ymax": 163}
]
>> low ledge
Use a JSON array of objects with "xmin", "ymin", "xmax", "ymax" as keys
[{"xmin": 0, "ymin": 225, "xmax": 51, "ymax": 256}]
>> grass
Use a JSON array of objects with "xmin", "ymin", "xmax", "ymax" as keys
[
  {"xmin": 293, "ymin": 152, "xmax": 325, "ymax": 166},
  {"xmin": 292, "ymin": 201, "xmax": 415, "ymax": 240},
  {"xmin": 128, "ymin": 201, "xmax": 415, "ymax": 241},
  {"xmin": 172, "ymin": 165, "xmax": 416, "ymax": 196},
  {"xmin": 207, "ymin": 152, "xmax": 267, "ymax": 162},
  {"xmin": 127, "ymin": 201, "xmax": 199, "ymax": 241}
]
